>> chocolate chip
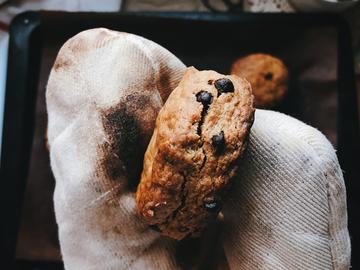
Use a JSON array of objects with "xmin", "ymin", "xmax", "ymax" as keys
[
  {"xmin": 208, "ymin": 79, "xmax": 213, "ymax": 85},
  {"xmin": 211, "ymin": 131, "xmax": 225, "ymax": 154},
  {"xmin": 264, "ymin": 72, "xmax": 273, "ymax": 81},
  {"xmin": 148, "ymin": 224, "xmax": 162, "ymax": 232},
  {"xmin": 179, "ymin": 226, "xmax": 189, "ymax": 232},
  {"xmin": 196, "ymin": 91, "xmax": 213, "ymax": 136},
  {"xmin": 203, "ymin": 199, "xmax": 222, "ymax": 213},
  {"xmin": 214, "ymin": 78, "xmax": 234, "ymax": 96},
  {"xmin": 196, "ymin": 90, "xmax": 213, "ymax": 105}
]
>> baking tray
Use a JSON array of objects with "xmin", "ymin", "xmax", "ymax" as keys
[{"xmin": 0, "ymin": 11, "xmax": 359, "ymax": 269}]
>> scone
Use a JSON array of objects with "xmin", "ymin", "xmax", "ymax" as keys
[
  {"xmin": 231, "ymin": 53, "xmax": 288, "ymax": 108},
  {"xmin": 136, "ymin": 67, "xmax": 254, "ymax": 240}
]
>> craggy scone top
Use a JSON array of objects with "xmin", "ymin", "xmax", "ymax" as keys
[{"xmin": 136, "ymin": 67, "xmax": 254, "ymax": 240}]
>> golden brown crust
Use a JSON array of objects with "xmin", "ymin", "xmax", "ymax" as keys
[
  {"xmin": 231, "ymin": 53, "xmax": 288, "ymax": 108},
  {"xmin": 136, "ymin": 67, "xmax": 254, "ymax": 240}
]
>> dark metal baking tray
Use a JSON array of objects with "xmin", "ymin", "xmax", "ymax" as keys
[{"xmin": 0, "ymin": 11, "xmax": 359, "ymax": 269}]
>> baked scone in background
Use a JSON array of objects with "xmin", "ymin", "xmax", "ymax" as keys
[
  {"xmin": 136, "ymin": 67, "xmax": 254, "ymax": 240},
  {"xmin": 231, "ymin": 53, "xmax": 288, "ymax": 108}
]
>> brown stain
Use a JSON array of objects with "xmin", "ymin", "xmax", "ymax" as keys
[
  {"xmin": 93, "ymin": 29, "xmax": 118, "ymax": 49},
  {"xmin": 95, "ymin": 29, "xmax": 111, "ymax": 43},
  {"xmin": 68, "ymin": 37, "xmax": 89, "ymax": 54},
  {"xmin": 44, "ymin": 126, "xmax": 50, "ymax": 152},
  {"xmin": 156, "ymin": 70, "xmax": 172, "ymax": 102},
  {"xmin": 97, "ymin": 93, "xmax": 159, "ymax": 190},
  {"xmin": 112, "ymin": 225, "xmax": 122, "ymax": 235},
  {"xmin": 53, "ymin": 56, "xmax": 72, "ymax": 71},
  {"xmin": 63, "ymin": 29, "xmax": 125, "ymax": 60}
]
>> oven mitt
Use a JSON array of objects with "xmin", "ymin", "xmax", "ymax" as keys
[
  {"xmin": 46, "ymin": 28, "xmax": 186, "ymax": 270},
  {"xmin": 222, "ymin": 110, "xmax": 350, "ymax": 270},
  {"xmin": 46, "ymin": 28, "xmax": 350, "ymax": 270}
]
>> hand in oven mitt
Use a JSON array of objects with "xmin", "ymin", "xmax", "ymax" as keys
[{"xmin": 46, "ymin": 29, "xmax": 350, "ymax": 270}]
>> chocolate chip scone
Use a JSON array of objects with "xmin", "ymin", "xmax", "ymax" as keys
[
  {"xmin": 136, "ymin": 67, "xmax": 254, "ymax": 240},
  {"xmin": 231, "ymin": 53, "xmax": 288, "ymax": 108}
]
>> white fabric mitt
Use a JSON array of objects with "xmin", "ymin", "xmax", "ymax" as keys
[
  {"xmin": 223, "ymin": 109, "xmax": 350, "ymax": 270},
  {"xmin": 46, "ymin": 28, "xmax": 350, "ymax": 270}
]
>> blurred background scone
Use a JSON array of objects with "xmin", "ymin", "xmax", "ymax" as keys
[{"xmin": 231, "ymin": 53, "xmax": 289, "ymax": 108}]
